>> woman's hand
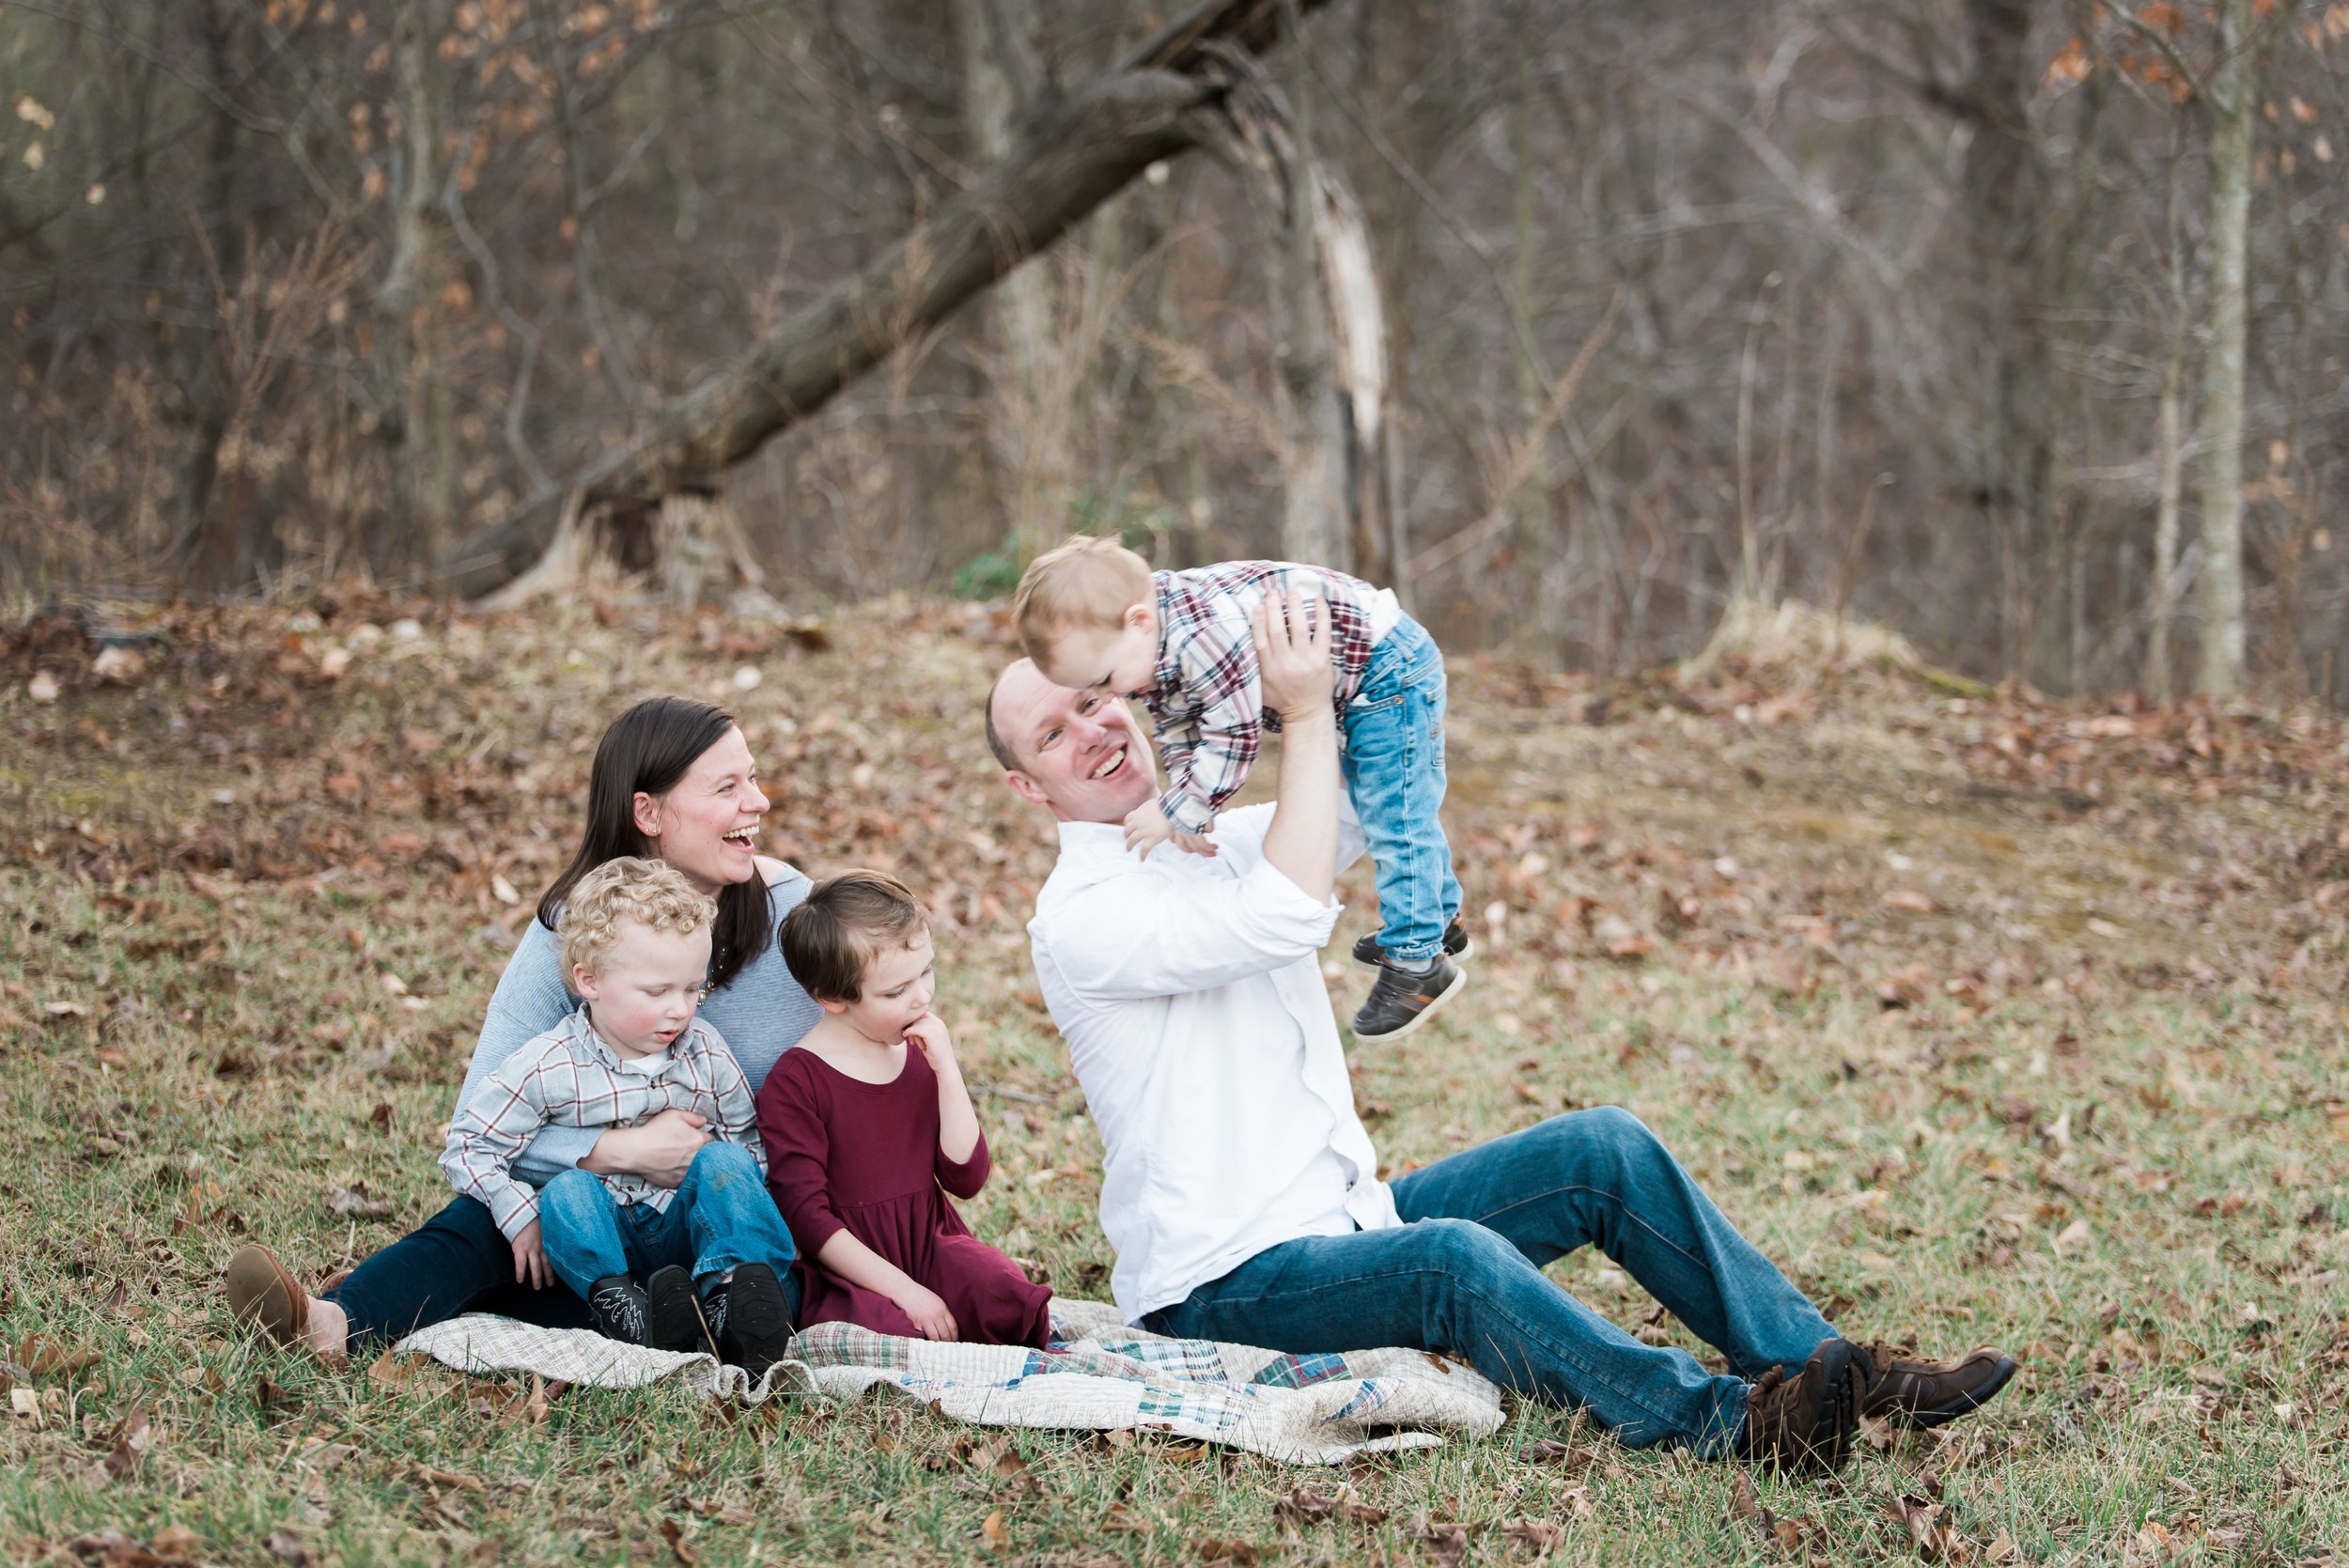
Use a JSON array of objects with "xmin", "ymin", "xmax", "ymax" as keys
[
  {"xmin": 510, "ymin": 1219, "xmax": 552, "ymax": 1289},
  {"xmin": 893, "ymin": 1282, "xmax": 960, "ymax": 1342},
  {"xmin": 582, "ymin": 1108, "xmax": 712, "ymax": 1189}
]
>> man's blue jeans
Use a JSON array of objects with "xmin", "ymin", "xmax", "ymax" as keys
[
  {"xmin": 536, "ymin": 1142, "xmax": 796, "ymax": 1300},
  {"xmin": 1144, "ymin": 1108, "xmax": 1839, "ymax": 1454},
  {"xmin": 1341, "ymin": 615, "xmax": 1463, "ymax": 965}
]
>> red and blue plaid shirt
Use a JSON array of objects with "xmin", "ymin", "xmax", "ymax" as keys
[{"xmin": 1143, "ymin": 562, "xmax": 1386, "ymax": 832}]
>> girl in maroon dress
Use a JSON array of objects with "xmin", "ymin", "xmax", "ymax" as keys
[{"xmin": 755, "ymin": 870, "xmax": 1052, "ymax": 1347}]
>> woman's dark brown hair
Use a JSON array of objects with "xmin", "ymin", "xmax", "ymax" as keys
[{"xmin": 537, "ymin": 695, "xmax": 772, "ymax": 990}]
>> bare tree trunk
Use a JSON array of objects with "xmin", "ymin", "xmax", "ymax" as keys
[
  {"xmin": 378, "ymin": 0, "xmax": 457, "ymax": 582},
  {"xmin": 2147, "ymin": 117, "xmax": 2190, "ymax": 704},
  {"xmin": 2194, "ymin": 0, "xmax": 2256, "ymax": 698},
  {"xmin": 958, "ymin": 0, "xmax": 1073, "ymax": 556}
]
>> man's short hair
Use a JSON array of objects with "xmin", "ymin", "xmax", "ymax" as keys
[
  {"xmin": 1012, "ymin": 534, "xmax": 1152, "ymax": 663},
  {"xmin": 983, "ymin": 663, "xmax": 1022, "ymax": 771},
  {"xmin": 556, "ymin": 856, "xmax": 715, "ymax": 977},
  {"xmin": 781, "ymin": 869, "xmax": 930, "ymax": 1002}
]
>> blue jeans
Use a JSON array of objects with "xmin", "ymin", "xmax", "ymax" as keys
[
  {"xmin": 536, "ymin": 1142, "xmax": 796, "ymax": 1300},
  {"xmin": 324, "ymin": 1193, "xmax": 598, "ymax": 1348},
  {"xmin": 1341, "ymin": 616, "xmax": 1463, "ymax": 965},
  {"xmin": 1143, "ymin": 1108, "xmax": 1840, "ymax": 1455}
]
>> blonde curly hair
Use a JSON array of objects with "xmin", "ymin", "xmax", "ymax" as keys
[{"xmin": 557, "ymin": 856, "xmax": 716, "ymax": 978}]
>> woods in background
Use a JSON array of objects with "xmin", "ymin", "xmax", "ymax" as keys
[{"xmin": 4, "ymin": 0, "xmax": 2346, "ymax": 703}]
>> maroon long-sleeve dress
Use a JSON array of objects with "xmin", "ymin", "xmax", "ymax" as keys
[{"xmin": 754, "ymin": 1044, "xmax": 1052, "ymax": 1348}]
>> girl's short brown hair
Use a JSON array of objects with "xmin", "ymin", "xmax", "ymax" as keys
[{"xmin": 781, "ymin": 870, "xmax": 930, "ymax": 1002}]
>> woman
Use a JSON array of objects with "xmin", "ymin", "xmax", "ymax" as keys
[{"xmin": 225, "ymin": 696, "xmax": 823, "ymax": 1358}]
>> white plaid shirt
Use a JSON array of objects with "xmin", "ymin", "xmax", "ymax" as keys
[{"xmin": 440, "ymin": 1005, "xmax": 764, "ymax": 1241}]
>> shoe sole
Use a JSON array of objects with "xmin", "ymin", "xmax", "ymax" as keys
[
  {"xmin": 1890, "ymin": 1352, "xmax": 2018, "ymax": 1430},
  {"xmin": 225, "ymin": 1244, "xmax": 307, "ymax": 1348},
  {"xmin": 725, "ymin": 1264, "xmax": 796, "ymax": 1374},
  {"xmin": 1797, "ymin": 1338, "xmax": 1862, "ymax": 1472},
  {"xmin": 1351, "ymin": 963, "xmax": 1470, "ymax": 1042},
  {"xmin": 645, "ymin": 1266, "xmax": 716, "ymax": 1356}
]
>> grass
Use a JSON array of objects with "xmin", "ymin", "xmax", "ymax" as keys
[{"xmin": 0, "ymin": 597, "xmax": 2343, "ymax": 1566}]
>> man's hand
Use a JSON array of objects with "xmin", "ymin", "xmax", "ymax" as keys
[
  {"xmin": 510, "ymin": 1219, "xmax": 551, "ymax": 1289},
  {"xmin": 1252, "ymin": 582, "xmax": 1335, "ymax": 722},
  {"xmin": 894, "ymin": 1282, "xmax": 960, "ymax": 1341},
  {"xmin": 583, "ymin": 1108, "xmax": 711, "ymax": 1189},
  {"xmin": 1123, "ymin": 800, "xmax": 1178, "ymax": 859}
]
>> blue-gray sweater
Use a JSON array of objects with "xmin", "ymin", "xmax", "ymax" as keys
[{"xmin": 453, "ymin": 866, "xmax": 821, "ymax": 1186}]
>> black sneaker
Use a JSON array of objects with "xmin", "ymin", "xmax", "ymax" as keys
[
  {"xmin": 1738, "ymin": 1338, "xmax": 1863, "ymax": 1472},
  {"xmin": 721, "ymin": 1262, "xmax": 796, "ymax": 1376},
  {"xmin": 1351, "ymin": 917, "xmax": 1473, "ymax": 969},
  {"xmin": 1351, "ymin": 953, "xmax": 1467, "ymax": 1040},
  {"xmin": 586, "ymin": 1275, "xmax": 650, "ymax": 1346},
  {"xmin": 646, "ymin": 1265, "xmax": 718, "ymax": 1356}
]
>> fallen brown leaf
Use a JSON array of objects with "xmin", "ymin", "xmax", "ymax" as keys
[
  {"xmin": 980, "ymin": 1509, "xmax": 1010, "ymax": 1550},
  {"xmin": 660, "ymin": 1516, "xmax": 697, "ymax": 1564},
  {"xmin": 1502, "ymin": 1518, "xmax": 1567, "ymax": 1553},
  {"xmin": 1194, "ymin": 1540, "xmax": 1262, "ymax": 1565},
  {"xmin": 97, "ymin": 1404, "xmax": 151, "ymax": 1483}
]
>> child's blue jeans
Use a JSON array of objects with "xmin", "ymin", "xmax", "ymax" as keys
[
  {"xmin": 535, "ymin": 1141, "xmax": 795, "ymax": 1300},
  {"xmin": 1340, "ymin": 615, "xmax": 1463, "ymax": 966}
]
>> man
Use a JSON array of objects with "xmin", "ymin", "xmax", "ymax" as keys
[{"xmin": 985, "ymin": 589, "xmax": 2014, "ymax": 1469}]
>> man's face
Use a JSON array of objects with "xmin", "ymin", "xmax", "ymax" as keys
[{"xmin": 991, "ymin": 660, "xmax": 1158, "ymax": 824}]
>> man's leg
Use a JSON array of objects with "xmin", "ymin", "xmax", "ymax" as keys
[
  {"xmin": 1147, "ymin": 1221, "xmax": 1749, "ymax": 1453},
  {"xmin": 1391, "ymin": 1107, "xmax": 1837, "ymax": 1377},
  {"xmin": 323, "ymin": 1194, "xmax": 595, "ymax": 1348}
]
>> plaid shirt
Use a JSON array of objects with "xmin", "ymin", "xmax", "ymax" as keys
[
  {"xmin": 1144, "ymin": 562, "xmax": 1385, "ymax": 833},
  {"xmin": 440, "ymin": 1005, "xmax": 763, "ymax": 1242}
]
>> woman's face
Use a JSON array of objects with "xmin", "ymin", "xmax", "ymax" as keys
[{"xmin": 631, "ymin": 724, "xmax": 769, "ymax": 893}]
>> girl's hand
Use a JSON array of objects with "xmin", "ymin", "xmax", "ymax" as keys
[
  {"xmin": 905, "ymin": 1012, "xmax": 957, "ymax": 1074},
  {"xmin": 511, "ymin": 1219, "xmax": 551, "ymax": 1289},
  {"xmin": 1123, "ymin": 800, "xmax": 1177, "ymax": 859},
  {"xmin": 1171, "ymin": 827, "xmax": 1219, "ymax": 858},
  {"xmin": 894, "ymin": 1283, "xmax": 959, "ymax": 1342}
]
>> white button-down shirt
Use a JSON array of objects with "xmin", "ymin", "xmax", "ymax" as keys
[{"xmin": 1029, "ymin": 802, "xmax": 1400, "ymax": 1323}]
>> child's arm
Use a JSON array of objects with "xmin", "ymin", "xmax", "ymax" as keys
[
  {"xmin": 1155, "ymin": 624, "xmax": 1268, "ymax": 833},
  {"xmin": 695, "ymin": 1027, "xmax": 768, "ymax": 1179},
  {"xmin": 906, "ymin": 1013, "xmax": 983, "ymax": 1179},
  {"xmin": 439, "ymin": 1055, "xmax": 558, "ymax": 1288}
]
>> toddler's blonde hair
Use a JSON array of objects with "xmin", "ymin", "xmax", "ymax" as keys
[
  {"xmin": 1013, "ymin": 534, "xmax": 1152, "ymax": 663},
  {"xmin": 557, "ymin": 856, "xmax": 716, "ymax": 978}
]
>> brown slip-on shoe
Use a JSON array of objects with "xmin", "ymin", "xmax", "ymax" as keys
[
  {"xmin": 1855, "ymin": 1342, "xmax": 2016, "ymax": 1429},
  {"xmin": 1737, "ymin": 1337, "xmax": 1862, "ymax": 1472},
  {"xmin": 225, "ymin": 1243, "xmax": 311, "ymax": 1349}
]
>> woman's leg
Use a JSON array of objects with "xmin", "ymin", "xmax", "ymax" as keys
[{"xmin": 321, "ymin": 1194, "xmax": 593, "ymax": 1350}]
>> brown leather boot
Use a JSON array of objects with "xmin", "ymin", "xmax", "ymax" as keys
[
  {"xmin": 1737, "ymin": 1337, "xmax": 1863, "ymax": 1472},
  {"xmin": 1854, "ymin": 1342, "xmax": 2016, "ymax": 1429},
  {"xmin": 225, "ymin": 1243, "xmax": 310, "ymax": 1348}
]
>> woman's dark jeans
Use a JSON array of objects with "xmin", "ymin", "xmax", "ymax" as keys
[{"xmin": 324, "ymin": 1194, "xmax": 596, "ymax": 1346}]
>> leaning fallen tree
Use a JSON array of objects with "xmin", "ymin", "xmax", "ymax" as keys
[{"xmin": 441, "ymin": 0, "xmax": 1350, "ymax": 601}]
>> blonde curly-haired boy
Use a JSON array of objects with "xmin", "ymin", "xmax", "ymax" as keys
[{"xmin": 440, "ymin": 856, "xmax": 798, "ymax": 1370}]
